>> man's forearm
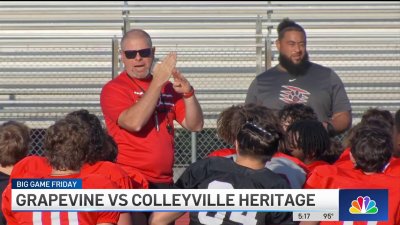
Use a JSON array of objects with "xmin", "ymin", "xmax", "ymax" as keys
[{"xmin": 181, "ymin": 95, "xmax": 204, "ymax": 132}]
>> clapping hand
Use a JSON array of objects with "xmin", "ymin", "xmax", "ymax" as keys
[
  {"xmin": 172, "ymin": 69, "xmax": 192, "ymax": 94},
  {"xmin": 152, "ymin": 52, "xmax": 177, "ymax": 86}
]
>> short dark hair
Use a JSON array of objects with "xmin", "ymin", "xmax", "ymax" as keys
[
  {"xmin": 277, "ymin": 18, "xmax": 306, "ymax": 40},
  {"xmin": 361, "ymin": 108, "xmax": 394, "ymax": 129},
  {"xmin": 279, "ymin": 104, "xmax": 318, "ymax": 127},
  {"xmin": 217, "ymin": 104, "xmax": 282, "ymax": 145},
  {"xmin": 44, "ymin": 118, "xmax": 90, "ymax": 171},
  {"xmin": 286, "ymin": 120, "xmax": 330, "ymax": 162},
  {"xmin": 0, "ymin": 121, "xmax": 30, "ymax": 167},
  {"xmin": 350, "ymin": 126, "xmax": 392, "ymax": 173},
  {"xmin": 237, "ymin": 120, "xmax": 282, "ymax": 163}
]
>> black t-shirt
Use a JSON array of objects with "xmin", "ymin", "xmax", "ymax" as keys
[
  {"xmin": 0, "ymin": 171, "xmax": 10, "ymax": 225},
  {"xmin": 175, "ymin": 157, "xmax": 295, "ymax": 225}
]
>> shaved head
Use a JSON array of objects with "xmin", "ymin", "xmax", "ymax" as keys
[{"xmin": 121, "ymin": 29, "xmax": 152, "ymax": 50}]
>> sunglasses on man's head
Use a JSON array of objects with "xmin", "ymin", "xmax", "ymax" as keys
[{"xmin": 124, "ymin": 48, "xmax": 152, "ymax": 59}]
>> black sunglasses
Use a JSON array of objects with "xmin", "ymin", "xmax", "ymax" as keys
[{"xmin": 124, "ymin": 48, "xmax": 152, "ymax": 59}]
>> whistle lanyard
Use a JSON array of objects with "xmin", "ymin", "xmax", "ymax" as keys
[{"xmin": 126, "ymin": 73, "xmax": 162, "ymax": 132}]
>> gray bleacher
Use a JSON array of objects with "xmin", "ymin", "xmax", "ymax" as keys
[{"xmin": 0, "ymin": 1, "xmax": 399, "ymax": 163}]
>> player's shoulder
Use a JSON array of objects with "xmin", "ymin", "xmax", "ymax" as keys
[
  {"xmin": 80, "ymin": 173, "xmax": 119, "ymax": 189},
  {"xmin": 270, "ymin": 152, "xmax": 309, "ymax": 172},
  {"xmin": 185, "ymin": 157, "xmax": 247, "ymax": 177},
  {"xmin": 384, "ymin": 157, "xmax": 400, "ymax": 176},
  {"xmin": 83, "ymin": 161, "xmax": 127, "ymax": 175},
  {"xmin": 11, "ymin": 156, "xmax": 51, "ymax": 178}
]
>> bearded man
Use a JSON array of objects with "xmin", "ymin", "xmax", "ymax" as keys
[{"xmin": 245, "ymin": 18, "xmax": 352, "ymax": 136}]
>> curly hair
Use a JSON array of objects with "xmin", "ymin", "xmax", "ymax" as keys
[
  {"xmin": 361, "ymin": 108, "xmax": 394, "ymax": 129},
  {"xmin": 0, "ymin": 121, "xmax": 30, "ymax": 167},
  {"xmin": 65, "ymin": 109, "xmax": 109, "ymax": 164},
  {"xmin": 44, "ymin": 118, "xmax": 90, "ymax": 171}
]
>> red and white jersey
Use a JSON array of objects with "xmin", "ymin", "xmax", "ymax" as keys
[
  {"xmin": 3, "ymin": 173, "xmax": 120, "ymax": 225},
  {"xmin": 10, "ymin": 156, "xmax": 51, "ymax": 179},
  {"xmin": 305, "ymin": 165, "xmax": 400, "ymax": 225},
  {"xmin": 81, "ymin": 161, "xmax": 148, "ymax": 189},
  {"xmin": 11, "ymin": 156, "xmax": 148, "ymax": 189}
]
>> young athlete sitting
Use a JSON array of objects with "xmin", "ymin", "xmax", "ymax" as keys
[{"xmin": 149, "ymin": 104, "xmax": 295, "ymax": 225}]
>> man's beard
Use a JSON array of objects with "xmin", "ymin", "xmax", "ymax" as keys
[{"xmin": 278, "ymin": 52, "xmax": 311, "ymax": 76}]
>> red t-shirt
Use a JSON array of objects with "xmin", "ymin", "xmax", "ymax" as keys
[
  {"xmin": 81, "ymin": 161, "xmax": 148, "ymax": 189},
  {"xmin": 3, "ymin": 172, "xmax": 120, "ymax": 225},
  {"xmin": 383, "ymin": 157, "xmax": 400, "ymax": 177},
  {"xmin": 334, "ymin": 147, "xmax": 354, "ymax": 170},
  {"xmin": 306, "ymin": 160, "xmax": 329, "ymax": 173},
  {"xmin": 11, "ymin": 156, "xmax": 148, "ymax": 189},
  {"xmin": 10, "ymin": 156, "xmax": 51, "ymax": 179},
  {"xmin": 100, "ymin": 71, "xmax": 186, "ymax": 183},
  {"xmin": 305, "ymin": 165, "xmax": 400, "ymax": 225}
]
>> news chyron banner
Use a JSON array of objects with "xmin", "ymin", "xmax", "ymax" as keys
[{"xmin": 11, "ymin": 179, "xmax": 388, "ymax": 222}]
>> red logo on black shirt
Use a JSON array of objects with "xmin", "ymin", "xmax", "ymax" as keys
[{"xmin": 279, "ymin": 85, "xmax": 310, "ymax": 104}]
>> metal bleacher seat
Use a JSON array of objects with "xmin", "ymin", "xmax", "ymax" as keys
[{"xmin": 0, "ymin": 1, "xmax": 124, "ymax": 128}]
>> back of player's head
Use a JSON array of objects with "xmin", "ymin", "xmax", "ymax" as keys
[
  {"xmin": 361, "ymin": 108, "xmax": 394, "ymax": 129},
  {"xmin": 100, "ymin": 134, "xmax": 118, "ymax": 163},
  {"xmin": 286, "ymin": 120, "xmax": 330, "ymax": 162},
  {"xmin": 0, "ymin": 121, "xmax": 30, "ymax": 167},
  {"xmin": 44, "ymin": 118, "xmax": 90, "ymax": 171},
  {"xmin": 217, "ymin": 104, "xmax": 282, "ymax": 145},
  {"xmin": 350, "ymin": 125, "xmax": 392, "ymax": 173},
  {"xmin": 326, "ymin": 137, "xmax": 343, "ymax": 164},
  {"xmin": 65, "ymin": 109, "xmax": 108, "ymax": 164},
  {"xmin": 236, "ymin": 106, "xmax": 283, "ymax": 163},
  {"xmin": 277, "ymin": 18, "xmax": 306, "ymax": 40},
  {"xmin": 278, "ymin": 103, "xmax": 318, "ymax": 131}
]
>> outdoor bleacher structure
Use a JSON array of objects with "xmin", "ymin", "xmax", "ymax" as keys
[{"xmin": 1, "ymin": 1, "xmax": 399, "ymax": 177}]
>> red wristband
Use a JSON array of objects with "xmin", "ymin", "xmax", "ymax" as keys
[{"xmin": 183, "ymin": 86, "xmax": 195, "ymax": 99}]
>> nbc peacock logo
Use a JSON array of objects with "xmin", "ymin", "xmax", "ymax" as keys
[{"xmin": 349, "ymin": 196, "xmax": 378, "ymax": 214}]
